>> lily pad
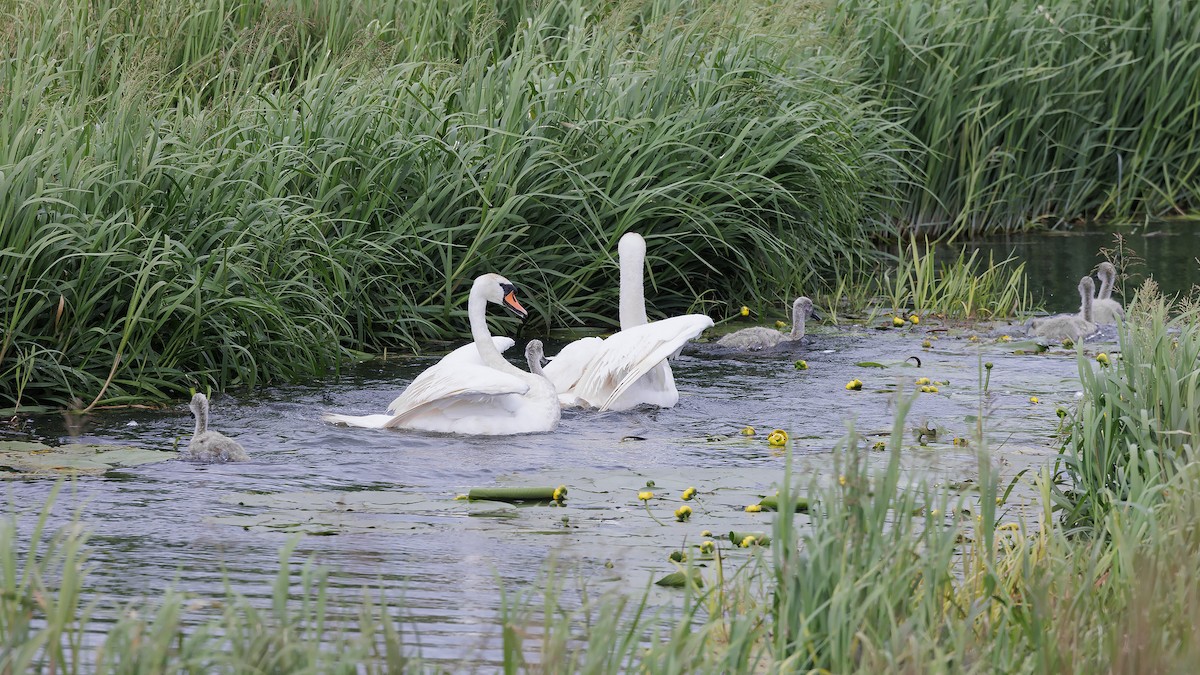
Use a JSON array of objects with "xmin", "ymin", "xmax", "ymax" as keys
[{"xmin": 0, "ymin": 441, "xmax": 176, "ymax": 478}]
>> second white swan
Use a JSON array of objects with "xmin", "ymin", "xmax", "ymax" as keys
[{"xmin": 541, "ymin": 232, "xmax": 712, "ymax": 411}]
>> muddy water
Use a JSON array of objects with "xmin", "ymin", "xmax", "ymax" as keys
[{"xmin": 4, "ymin": 322, "xmax": 1109, "ymax": 666}]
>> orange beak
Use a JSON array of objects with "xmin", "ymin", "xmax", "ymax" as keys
[{"xmin": 503, "ymin": 290, "xmax": 528, "ymax": 318}]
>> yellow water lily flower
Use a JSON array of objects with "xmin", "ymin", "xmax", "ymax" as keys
[
  {"xmin": 846, "ymin": 378, "xmax": 863, "ymax": 391},
  {"xmin": 700, "ymin": 530, "xmax": 713, "ymax": 538},
  {"xmin": 1097, "ymin": 352, "xmax": 1110, "ymax": 366},
  {"xmin": 700, "ymin": 540, "xmax": 716, "ymax": 554},
  {"xmin": 767, "ymin": 429, "xmax": 788, "ymax": 446},
  {"xmin": 920, "ymin": 385, "xmax": 939, "ymax": 393},
  {"xmin": 909, "ymin": 315, "xmax": 920, "ymax": 324},
  {"xmin": 675, "ymin": 505, "xmax": 693, "ymax": 522},
  {"xmin": 682, "ymin": 487, "xmax": 697, "ymax": 501},
  {"xmin": 999, "ymin": 335, "xmax": 1012, "ymax": 342},
  {"xmin": 838, "ymin": 474, "xmax": 846, "ymax": 486},
  {"xmin": 968, "ymin": 335, "xmax": 980, "ymax": 342},
  {"xmin": 740, "ymin": 535, "xmax": 758, "ymax": 547},
  {"xmin": 638, "ymin": 491, "xmax": 653, "ymax": 501},
  {"xmin": 669, "ymin": 550, "xmax": 686, "ymax": 563},
  {"xmin": 553, "ymin": 485, "xmax": 568, "ymax": 501},
  {"xmin": 745, "ymin": 504, "xmax": 763, "ymax": 513},
  {"xmin": 776, "ymin": 320, "xmax": 787, "ymax": 329},
  {"xmin": 741, "ymin": 426, "xmax": 756, "ymax": 436},
  {"xmin": 1062, "ymin": 337, "xmax": 1075, "ymax": 349},
  {"xmin": 953, "ymin": 437, "xmax": 969, "ymax": 447},
  {"xmin": 794, "ymin": 359, "xmax": 808, "ymax": 370},
  {"xmin": 740, "ymin": 305, "xmax": 750, "ymax": 317},
  {"xmin": 915, "ymin": 377, "xmax": 931, "ymax": 386},
  {"xmin": 921, "ymin": 340, "xmax": 932, "ymax": 349},
  {"xmin": 1029, "ymin": 396, "xmax": 1039, "ymax": 404},
  {"xmin": 892, "ymin": 316, "xmax": 905, "ymax": 327},
  {"xmin": 872, "ymin": 441, "xmax": 886, "ymax": 451}
]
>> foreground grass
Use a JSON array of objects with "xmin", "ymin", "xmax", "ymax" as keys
[{"xmin": 6, "ymin": 289, "xmax": 1200, "ymax": 672}]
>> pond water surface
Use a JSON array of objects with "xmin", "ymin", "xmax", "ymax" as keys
[
  {"xmin": 948, "ymin": 217, "xmax": 1200, "ymax": 311},
  {"xmin": 3, "ymin": 318, "xmax": 1108, "ymax": 667}
]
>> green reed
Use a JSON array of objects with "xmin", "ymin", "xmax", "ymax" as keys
[
  {"xmin": 830, "ymin": 0, "xmax": 1200, "ymax": 234},
  {"xmin": 1, "ymin": 0, "xmax": 906, "ymax": 408}
]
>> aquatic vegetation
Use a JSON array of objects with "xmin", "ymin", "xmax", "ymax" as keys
[
  {"xmin": 767, "ymin": 429, "xmax": 789, "ymax": 446},
  {"xmin": 681, "ymin": 487, "xmax": 697, "ymax": 501},
  {"xmin": 794, "ymin": 360, "xmax": 808, "ymax": 370},
  {"xmin": 674, "ymin": 506, "xmax": 693, "ymax": 522},
  {"xmin": 740, "ymin": 426, "xmax": 756, "ymax": 436},
  {"xmin": 885, "ymin": 237, "xmax": 1034, "ymax": 319},
  {"xmin": 845, "ymin": 379, "xmax": 863, "ymax": 390}
]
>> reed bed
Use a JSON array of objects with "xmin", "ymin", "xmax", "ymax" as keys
[
  {"xmin": 831, "ymin": 0, "xmax": 1200, "ymax": 234},
  {"xmin": 0, "ymin": 0, "xmax": 906, "ymax": 408}
]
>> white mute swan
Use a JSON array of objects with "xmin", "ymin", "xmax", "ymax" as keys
[
  {"xmin": 322, "ymin": 274, "xmax": 560, "ymax": 435},
  {"xmin": 541, "ymin": 233, "xmax": 713, "ymax": 411},
  {"xmin": 717, "ymin": 296, "xmax": 817, "ymax": 351},
  {"xmin": 186, "ymin": 393, "xmax": 248, "ymax": 462},
  {"xmin": 1092, "ymin": 262, "xmax": 1125, "ymax": 323},
  {"xmin": 1032, "ymin": 276, "xmax": 1097, "ymax": 342}
]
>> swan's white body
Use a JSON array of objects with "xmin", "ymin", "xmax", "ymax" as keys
[
  {"xmin": 322, "ymin": 275, "xmax": 560, "ymax": 435},
  {"xmin": 541, "ymin": 233, "xmax": 713, "ymax": 411},
  {"xmin": 1032, "ymin": 276, "xmax": 1097, "ymax": 342},
  {"xmin": 186, "ymin": 393, "xmax": 248, "ymax": 463},
  {"xmin": 717, "ymin": 297, "xmax": 815, "ymax": 351},
  {"xmin": 1092, "ymin": 262, "xmax": 1125, "ymax": 324}
]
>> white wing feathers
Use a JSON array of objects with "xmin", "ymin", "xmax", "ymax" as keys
[
  {"xmin": 566, "ymin": 314, "xmax": 712, "ymax": 411},
  {"xmin": 384, "ymin": 363, "xmax": 530, "ymax": 426}
]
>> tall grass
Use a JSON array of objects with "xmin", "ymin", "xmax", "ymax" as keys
[
  {"xmin": 830, "ymin": 0, "xmax": 1200, "ymax": 234},
  {"xmin": 1054, "ymin": 280, "xmax": 1200, "ymax": 532},
  {"xmin": 0, "ymin": 0, "xmax": 907, "ymax": 408}
]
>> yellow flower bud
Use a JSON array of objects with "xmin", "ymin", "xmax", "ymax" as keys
[
  {"xmin": 638, "ymin": 491, "xmax": 653, "ymax": 501},
  {"xmin": 740, "ymin": 306, "xmax": 750, "ymax": 317},
  {"xmin": 741, "ymin": 426, "xmax": 755, "ymax": 436},
  {"xmin": 745, "ymin": 504, "xmax": 762, "ymax": 513},
  {"xmin": 681, "ymin": 487, "xmax": 697, "ymax": 501},
  {"xmin": 767, "ymin": 429, "xmax": 788, "ymax": 447},
  {"xmin": 892, "ymin": 316, "xmax": 905, "ymax": 327},
  {"xmin": 674, "ymin": 505, "xmax": 693, "ymax": 521}
]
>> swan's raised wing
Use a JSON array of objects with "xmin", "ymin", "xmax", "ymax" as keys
[
  {"xmin": 383, "ymin": 362, "xmax": 530, "ymax": 428},
  {"xmin": 572, "ymin": 314, "xmax": 713, "ymax": 411},
  {"xmin": 541, "ymin": 336, "xmax": 604, "ymax": 395}
]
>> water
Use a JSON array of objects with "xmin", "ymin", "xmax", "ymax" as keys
[
  {"xmin": 947, "ymin": 217, "xmax": 1200, "ymax": 312},
  {"xmin": 1, "ymin": 319, "xmax": 1097, "ymax": 666}
]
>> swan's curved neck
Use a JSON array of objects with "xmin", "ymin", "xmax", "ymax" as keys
[
  {"xmin": 789, "ymin": 303, "xmax": 806, "ymax": 339},
  {"xmin": 470, "ymin": 288, "xmax": 517, "ymax": 372},
  {"xmin": 194, "ymin": 401, "xmax": 207, "ymax": 436},
  {"xmin": 619, "ymin": 243, "xmax": 648, "ymax": 330},
  {"xmin": 1080, "ymin": 284, "xmax": 1093, "ymax": 322}
]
